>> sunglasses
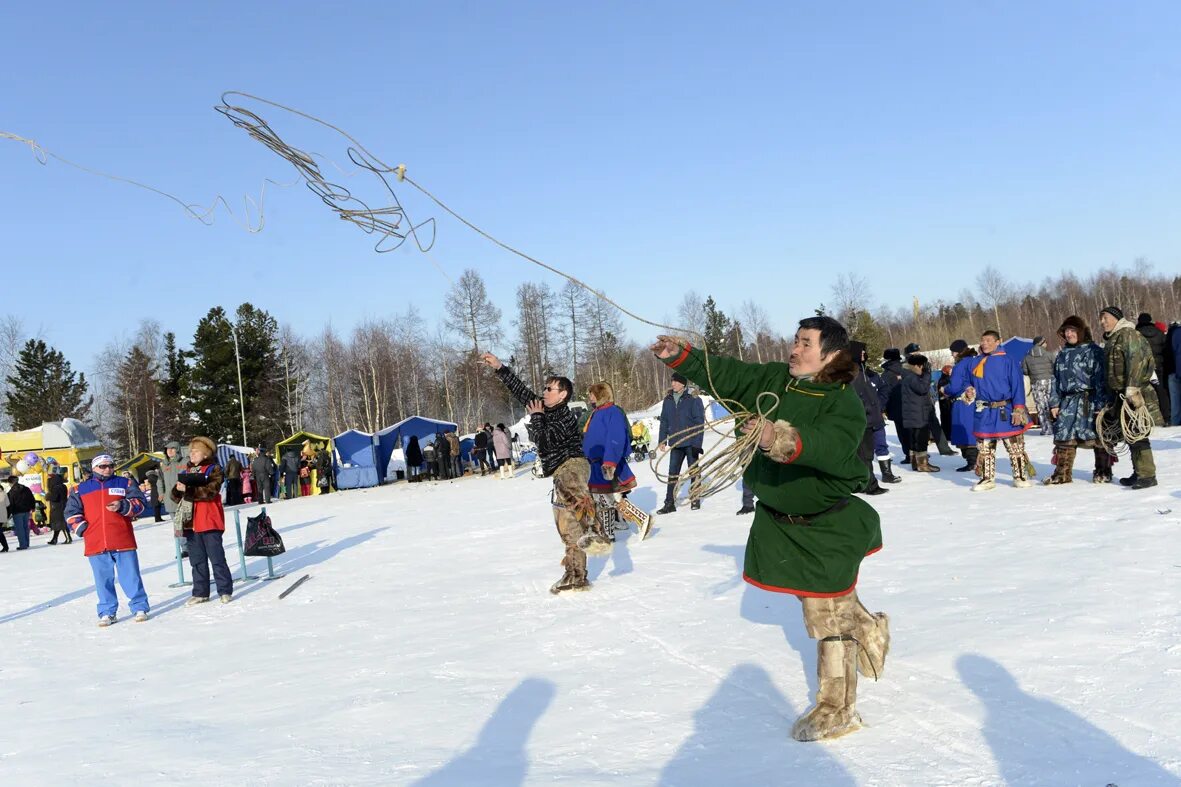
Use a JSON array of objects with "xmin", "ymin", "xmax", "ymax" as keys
[
  {"xmin": 95, "ymin": 464, "xmax": 114, "ymax": 469},
  {"xmin": 542, "ymin": 386, "xmax": 560, "ymax": 392}
]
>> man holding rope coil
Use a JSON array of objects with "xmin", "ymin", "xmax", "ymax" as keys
[
  {"xmin": 651, "ymin": 316, "xmax": 887, "ymax": 742},
  {"xmin": 1098, "ymin": 306, "xmax": 1163, "ymax": 489}
]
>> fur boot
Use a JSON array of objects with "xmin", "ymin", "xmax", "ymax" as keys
[
  {"xmin": 913, "ymin": 452, "xmax": 940, "ymax": 473},
  {"xmin": 791, "ymin": 636, "xmax": 862, "ymax": 741},
  {"xmin": 1092, "ymin": 449, "xmax": 1113, "ymax": 483},
  {"xmin": 853, "ymin": 597, "xmax": 890, "ymax": 680},
  {"xmin": 1002, "ymin": 437, "xmax": 1032, "ymax": 488},
  {"xmin": 972, "ymin": 440, "xmax": 997, "ymax": 491},
  {"xmin": 1045, "ymin": 445, "xmax": 1076, "ymax": 485}
]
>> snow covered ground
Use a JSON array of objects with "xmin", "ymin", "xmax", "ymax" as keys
[{"xmin": 4, "ymin": 427, "xmax": 1181, "ymax": 785}]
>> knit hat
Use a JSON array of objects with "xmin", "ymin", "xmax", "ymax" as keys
[
  {"xmin": 904, "ymin": 342, "xmax": 921, "ymax": 354},
  {"xmin": 188, "ymin": 436, "xmax": 216, "ymax": 457},
  {"xmin": 1032, "ymin": 335, "xmax": 1044, "ymax": 347},
  {"xmin": 670, "ymin": 372, "xmax": 688, "ymax": 385},
  {"xmin": 949, "ymin": 339, "xmax": 969, "ymax": 354},
  {"xmin": 91, "ymin": 453, "xmax": 116, "ymax": 471},
  {"xmin": 1137, "ymin": 312, "xmax": 1153, "ymax": 326},
  {"xmin": 883, "ymin": 348, "xmax": 901, "ymax": 361},
  {"xmin": 905, "ymin": 353, "xmax": 928, "ymax": 368},
  {"xmin": 1100, "ymin": 305, "xmax": 1123, "ymax": 320}
]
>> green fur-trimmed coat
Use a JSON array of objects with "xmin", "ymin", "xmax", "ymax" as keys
[{"xmin": 663, "ymin": 345, "xmax": 882, "ymax": 596}]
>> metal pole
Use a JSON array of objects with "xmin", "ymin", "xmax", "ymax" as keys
[
  {"xmin": 232, "ymin": 507, "xmax": 259, "ymax": 582},
  {"xmin": 169, "ymin": 534, "xmax": 191, "ymax": 588},
  {"xmin": 230, "ymin": 324, "xmax": 248, "ymax": 448}
]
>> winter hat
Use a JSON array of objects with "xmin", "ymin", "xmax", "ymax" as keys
[
  {"xmin": 904, "ymin": 342, "xmax": 921, "ymax": 354},
  {"xmin": 1100, "ymin": 305, "xmax": 1123, "ymax": 321},
  {"xmin": 91, "ymin": 453, "xmax": 116, "ymax": 471},
  {"xmin": 1032, "ymin": 335, "xmax": 1045, "ymax": 347},
  {"xmin": 1137, "ymin": 312, "xmax": 1153, "ymax": 326},
  {"xmin": 670, "ymin": 372, "xmax": 688, "ymax": 385},
  {"xmin": 188, "ymin": 436, "xmax": 216, "ymax": 457},
  {"xmin": 941, "ymin": 364, "xmax": 954, "ymax": 376},
  {"xmin": 949, "ymin": 339, "xmax": 969, "ymax": 354},
  {"xmin": 905, "ymin": 353, "xmax": 928, "ymax": 368},
  {"xmin": 883, "ymin": 348, "xmax": 902, "ymax": 361},
  {"xmin": 1057, "ymin": 315, "xmax": 1092, "ymax": 345}
]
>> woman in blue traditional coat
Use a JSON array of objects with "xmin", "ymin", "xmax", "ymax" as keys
[
  {"xmin": 944, "ymin": 340, "xmax": 980, "ymax": 472},
  {"xmin": 1045, "ymin": 315, "xmax": 1111, "ymax": 484}
]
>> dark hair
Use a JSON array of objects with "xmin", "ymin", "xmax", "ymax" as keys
[
  {"xmin": 796, "ymin": 316, "xmax": 849, "ymax": 357},
  {"xmin": 544, "ymin": 375, "xmax": 573, "ymax": 404},
  {"xmin": 981, "ymin": 329, "xmax": 1001, "ymax": 341},
  {"xmin": 496, "ymin": 423, "xmax": 506, "ymax": 430}
]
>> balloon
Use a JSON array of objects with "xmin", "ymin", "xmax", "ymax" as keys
[
  {"xmin": 15, "ymin": 459, "xmax": 29, "ymax": 474},
  {"xmin": 24, "ymin": 452, "xmax": 40, "ymax": 468}
]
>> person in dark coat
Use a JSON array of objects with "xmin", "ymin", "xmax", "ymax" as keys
[
  {"xmin": 1168, "ymin": 321, "xmax": 1181, "ymax": 426},
  {"xmin": 250, "ymin": 447, "xmax": 275, "ymax": 504},
  {"xmin": 435, "ymin": 431, "xmax": 452, "ymax": 480},
  {"xmin": 314, "ymin": 445, "xmax": 333, "ymax": 493},
  {"xmin": 657, "ymin": 372, "xmax": 706, "ymax": 513},
  {"xmin": 1045, "ymin": 315, "xmax": 1109, "ymax": 484},
  {"xmin": 901, "ymin": 354, "xmax": 940, "ymax": 472},
  {"xmin": 5, "ymin": 475, "xmax": 36, "ymax": 550},
  {"xmin": 144, "ymin": 468, "xmax": 164, "ymax": 522},
  {"xmin": 879, "ymin": 348, "xmax": 910, "ymax": 462},
  {"xmin": 46, "ymin": 468, "xmax": 73, "ymax": 543},
  {"xmin": 849, "ymin": 341, "xmax": 898, "ymax": 493},
  {"xmin": 224, "ymin": 454, "xmax": 244, "ymax": 506},
  {"xmin": 281, "ymin": 450, "xmax": 300, "ymax": 499},
  {"xmin": 405, "ymin": 436, "xmax": 424, "ymax": 482},
  {"xmin": 1136, "ymin": 312, "xmax": 1171, "ymax": 422},
  {"xmin": 472, "ymin": 428, "xmax": 491, "ymax": 476}
]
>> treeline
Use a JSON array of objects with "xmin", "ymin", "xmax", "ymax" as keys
[{"xmin": 2, "ymin": 262, "xmax": 1177, "ymax": 455}]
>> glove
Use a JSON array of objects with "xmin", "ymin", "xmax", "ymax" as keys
[
  {"xmin": 75, "ymin": 521, "xmax": 89, "ymax": 537},
  {"xmin": 601, "ymin": 464, "xmax": 615, "ymax": 481},
  {"xmin": 963, "ymin": 387, "xmax": 976, "ymax": 404},
  {"xmin": 1010, "ymin": 406, "xmax": 1029, "ymax": 426},
  {"xmin": 1125, "ymin": 386, "xmax": 1145, "ymax": 409}
]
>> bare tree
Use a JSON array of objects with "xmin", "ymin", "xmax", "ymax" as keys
[
  {"xmin": 737, "ymin": 300, "xmax": 772, "ymax": 363},
  {"xmin": 445, "ymin": 269, "xmax": 503, "ymax": 413},
  {"xmin": 677, "ymin": 290, "xmax": 705, "ymax": 337},
  {"xmin": 831, "ymin": 273, "xmax": 871, "ymax": 322},
  {"xmin": 975, "ymin": 265, "xmax": 1012, "ymax": 334}
]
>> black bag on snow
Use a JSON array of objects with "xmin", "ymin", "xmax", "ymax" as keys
[{"xmin": 244, "ymin": 509, "xmax": 286, "ymax": 557}]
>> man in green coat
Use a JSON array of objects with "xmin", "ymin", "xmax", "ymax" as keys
[
  {"xmin": 651, "ymin": 315, "xmax": 887, "ymax": 742},
  {"xmin": 1099, "ymin": 306, "xmax": 1163, "ymax": 489}
]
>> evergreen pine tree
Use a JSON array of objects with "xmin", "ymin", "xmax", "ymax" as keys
[
  {"xmin": 3, "ymin": 339, "xmax": 92, "ymax": 429},
  {"xmin": 157, "ymin": 332, "xmax": 192, "ymax": 442},
  {"xmin": 702, "ymin": 296, "xmax": 732, "ymax": 355},
  {"xmin": 188, "ymin": 308, "xmax": 242, "ymax": 444}
]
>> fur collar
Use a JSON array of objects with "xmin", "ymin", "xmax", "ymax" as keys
[{"xmin": 814, "ymin": 350, "xmax": 859, "ymax": 385}]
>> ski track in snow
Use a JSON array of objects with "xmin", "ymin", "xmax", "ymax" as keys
[{"xmin": 3, "ymin": 427, "xmax": 1181, "ymax": 785}]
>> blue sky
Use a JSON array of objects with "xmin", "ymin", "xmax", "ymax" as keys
[{"xmin": 5, "ymin": 2, "xmax": 1180, "ymax": 373}]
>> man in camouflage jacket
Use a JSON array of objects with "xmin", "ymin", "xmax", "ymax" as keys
[{"xmin": 1099, "ymin": 306, "xmax": 1162, "ymax": 489}]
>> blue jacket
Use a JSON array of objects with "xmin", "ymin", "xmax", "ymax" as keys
[
  {"xmin": 64, "ymin": 474, "xmax": 146, "ymax": 557},
  {"xmin": 583, "ymin": 404, "xmax": 636, "ymax": 492},
  {"xmin": 1048, "ymin": 342, "xmax": 1106, "ymax": 443},
  {"xmin": 1170, "ymin": 324, "xmax": 1181, "ymax": 379},
  {"xmin": 945, "ymin": 350, "xmax": 1030, "ymax": 439},
  {"xmin": 658, "ymin": 390, "xmax": 704, "ymax": 450},
  {"xmin": 946, "ymin": 355, "xmax": 978, "ymax": 446}
]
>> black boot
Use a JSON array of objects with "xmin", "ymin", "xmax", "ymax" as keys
[
  {"xmin": 736, "ymin": 505, "xmax": 755, "ymax": 515},
  {"xmin": 656, "ymin": 502, "xmax": 676, "ymax": 515},
  {"xmin": 878, "ymin": 460, "xmax": 901, "ymax": 484},
  {"xmin": 956, "ymin": 447, "xmax": 978, "ymax": 472},
  {"xmin": 864, "ymin": 476, "xmax": 888, "ymax": 495}
]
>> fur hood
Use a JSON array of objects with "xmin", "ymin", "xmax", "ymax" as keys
[
  {"xmin": 1057, "ymin": 315, "xmax": 1093, "ymax": 345},
  {"xmin": 814, "ymin": 349, "xmax": 860, "ymax": 385}
]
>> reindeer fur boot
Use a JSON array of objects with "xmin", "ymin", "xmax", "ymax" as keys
[{"xmin": 792, "ymin": 635, "xmax": 862, "ymax": 742}]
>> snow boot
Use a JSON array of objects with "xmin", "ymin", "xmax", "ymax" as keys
[
  {"xmin": 656, "ymin": 503, "xmax": 676, "ymax": 515},
  {"xmin": 1044, "ymin": 445, "xmax": 1075, "ymax": 485},
  {"xmin": 855, "ymin": 609, "xmax": 890, "ymax": 680},
  {"xmin": 549, "ymin": 569, "xmax": 591, "ymax": 594},
  {"xmin": 1130, "ymin": 476, "xmax": 1158, "ymax": 490},
  {"xmin": 1093, "ymin": 449, "xmax": 1113, "ymax": 483},
  {"xmin": 97, "ymin": 615, "xmax": 115, "ymax": 628},
  {"xmin": 877, "ymin": 459, "xmax": 902, "ymax": 484},
  {"xmin": 791, "ymin": 635, "xmax": 862, "ymax": 742},
  {"xmin": 185, "ymin": 596, "xmax": 209, "ymax": 607},
  {"xmin": 913, "ymin": 452, "xmax": 940, "ymax": 473},
  {"xmin": 736, "ymin": 505, "xmax": 755, "ymax": 515},
  {"xmin": 134, "ymin": 611, "xmax": 149, "ymax": 622}
]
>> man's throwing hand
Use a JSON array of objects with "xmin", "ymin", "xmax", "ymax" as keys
[
  {"xmin": 739, "ymin": 415, "xmax": 775, "ymax": 450},
  {"xmin": 650, "ymin": 335, "xmax": 687, "ymax": 360},
  {"xmin": 478, "ymin": 352, "xmax": 502, "ymax": 370},
  {"xmin": 525, "ymin": 399, "xmax": 545, "ymax": 415}
]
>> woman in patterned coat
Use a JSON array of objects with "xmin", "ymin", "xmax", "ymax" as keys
[{"xmin": 1045, "ymin": 316, "xmax": 1110, "ymax": 484}]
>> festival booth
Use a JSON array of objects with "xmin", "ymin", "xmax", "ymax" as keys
[
  {"xmin": 114, "ymin": 451, "xmax": 164, "ymax": 481},
  {"xmin": 374, "ymin": 416, "xmax": 458, "ymax": 482},
  {"xmin": 273, "ymin": 431, "xmax": 332, "ymax": 496},
  {"xmin": 0, "ymin": 418, "xmax": 105, "ymax": 494},
  {"xmin": 332, "ymin": 429, "xmax": 381, "ymax": 489}
]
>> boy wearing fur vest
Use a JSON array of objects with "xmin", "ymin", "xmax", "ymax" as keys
[
  {"xmin": 171, "ymin": 436, "xmax": 234, "ymax": 604},
  {"xmin": 652, "ymin": 316, "xmax": 888, "ymax": 742}
]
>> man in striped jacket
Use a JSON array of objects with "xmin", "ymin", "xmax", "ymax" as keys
[
  {"xmin": 65, "ymin": 454, "xmax": 150, "ymax": 626},
  {"xmin": 481, "ymin": 351, "xmax": 595, "ymax": 594}
]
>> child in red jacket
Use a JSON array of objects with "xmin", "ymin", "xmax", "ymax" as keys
[{"xmin": 171, "ymin": 436, "xmax": 233, "ymax": 605}]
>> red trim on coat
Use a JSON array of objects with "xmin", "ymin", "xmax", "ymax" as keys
[
  {"xmin": 974, "ymin": 423, "xmax": 1032, "ymax": 439},
  {"xmin": 589, "ymin": 476, "xmax": 637, "ymax": 493},
  {"xmin": 784, "ymin": 434, "xmax": 804, "ymax": 464},
  {"xmin": 741, "ymin": 545, "xmax": 881, "ymax": 598},
  {"xmin": 668, "ymin": 344, "xmax": 692, "ymax": 368}
]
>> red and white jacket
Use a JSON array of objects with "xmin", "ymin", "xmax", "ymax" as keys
[{"xmin": 64, "ymin": 475, "xmax": 146, "ymax": 557}]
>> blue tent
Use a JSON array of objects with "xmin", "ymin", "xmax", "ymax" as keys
[
  {"xmin": 332, "ymin": 429, "xmax": 380, "ymax": 489},
  {"xmin": 1001, "ymin": 336, "xmax": 1035, "ymax": 365},
  {"xmin": 374, "ymin": 416, "xmax": 459, "ymax": 481},
  {"xmin": 708, "ymin": 400, "xmax": 730, "ymax": 421}
]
